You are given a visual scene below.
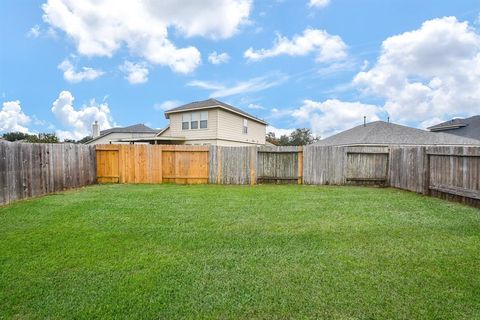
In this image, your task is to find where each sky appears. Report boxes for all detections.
[1,0,480,140]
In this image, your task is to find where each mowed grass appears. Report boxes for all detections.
[0,185,479,319]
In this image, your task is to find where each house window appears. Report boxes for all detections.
[243,119,248,134]
[191,112,199,129]
[182,113,190,130]
[200,111,208,129]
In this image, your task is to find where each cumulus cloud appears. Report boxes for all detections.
[0,100,31,133]
[291,99,382,138]
[354,16,480,124]
[244,28,347,63]
[267,126,295,137]
[208,51,231,65]
[309,0,330,8]
[188,74,288,98]
[58,59,105,83]
[42,0,252,73]
[120,61,149,84]
[51,91,113,139]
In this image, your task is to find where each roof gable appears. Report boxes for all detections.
[164,98,267,125]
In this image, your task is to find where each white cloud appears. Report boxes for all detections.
[58,59,105,83]
[244,28,347,63]
[27,25,41,38]
[291,99,382,138]
[0,100,31,133]
[187,74,288,98]
[309,0,330,8]
[42,0,252,73]
[120,61,149,84]
[247,103,265,110]
[266,126,295,137]
[153,100,182,111]
[51,91,113,139]
[208,51,230,65]
[354,16,480,124]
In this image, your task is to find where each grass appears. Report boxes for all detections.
[0,184,479,319]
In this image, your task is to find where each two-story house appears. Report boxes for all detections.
[119,99,267,146]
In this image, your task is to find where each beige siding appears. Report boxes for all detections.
[168,109,218,140]
[158,127,171,136]
[217,109,266,145]
[87,132,154,145]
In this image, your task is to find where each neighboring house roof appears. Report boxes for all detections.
[427,115,480,141]
[164,98,268,125]
[86,123,159,144]
[315,121,480,146]
[100,123,158,136]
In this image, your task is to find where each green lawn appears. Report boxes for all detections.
[0,185,479,319]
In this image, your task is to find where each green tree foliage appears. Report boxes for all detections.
[266,128,320,146]
[2,132,60,143]
[2,132,30,142]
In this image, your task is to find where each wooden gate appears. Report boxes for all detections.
[345,147,389,185]
[257,147,303,184]
[96,148,120,183]
[96,145,209,184]
[162,146,209,184]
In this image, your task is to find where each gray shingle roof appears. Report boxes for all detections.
[315,121,480,146]
[427,115,480,141]
[164,98,267,125]
[100,124,158,136]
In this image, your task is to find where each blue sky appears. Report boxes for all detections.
[1,0,480,140]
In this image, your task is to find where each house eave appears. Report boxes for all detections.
[165,104,268,125]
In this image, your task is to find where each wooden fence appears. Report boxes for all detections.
[1,143,478,207]
[0,142,96,205]
[96,145,209,184]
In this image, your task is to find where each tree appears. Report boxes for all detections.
[2,132,59,143]
[2,132,30,142]
[289,128,320,146]
[265,128,320,146]
[266,132,278,145]
[25,133,60,143]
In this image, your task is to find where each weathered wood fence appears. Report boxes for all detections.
[0,142,96,205]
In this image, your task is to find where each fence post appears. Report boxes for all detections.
[250,146,257,185]
[298,147,303,184]
[423,146,430,196]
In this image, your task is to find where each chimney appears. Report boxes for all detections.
[363,116,366,127]
[387,116,390,124]
[92,121,100,138]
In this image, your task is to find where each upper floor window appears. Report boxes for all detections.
[200,111,208,129]
[182,113,190,130]
[182,111,208,130]
[191,112,199,129]
[243,119,248,134]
